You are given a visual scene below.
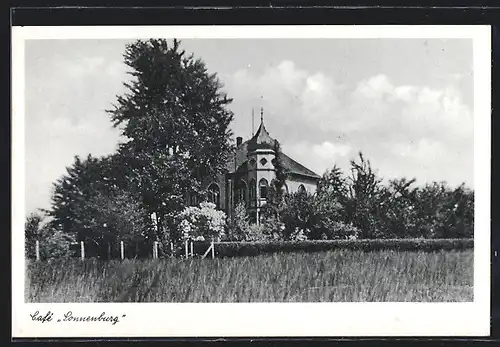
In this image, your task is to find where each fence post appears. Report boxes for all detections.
[170,242,174,258]
[35,240,40,261]
[211,239,215,259]
[185,240,188,259]
[120,241,124,260]
[80,241,85,260]
[190,240,194,258]
[152,241,157,259]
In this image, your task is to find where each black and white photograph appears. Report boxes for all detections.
[12,25,491,337]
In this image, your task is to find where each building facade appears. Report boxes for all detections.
[198,114,321,223]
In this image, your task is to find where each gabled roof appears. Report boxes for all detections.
[281,153,321,179]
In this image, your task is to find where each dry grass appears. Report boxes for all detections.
[26,249,473,302]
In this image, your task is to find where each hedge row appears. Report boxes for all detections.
[192,238,474,258]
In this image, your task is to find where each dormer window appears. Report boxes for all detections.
[260,158,268,166]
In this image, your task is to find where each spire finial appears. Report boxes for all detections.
[260,95,264,123]
[252,108,255,136]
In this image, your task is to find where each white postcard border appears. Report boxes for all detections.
[11,25,491,338]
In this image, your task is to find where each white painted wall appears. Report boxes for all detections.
[286,178,318,194]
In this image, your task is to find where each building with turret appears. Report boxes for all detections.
[197,108,321,223]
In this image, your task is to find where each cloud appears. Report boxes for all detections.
[227,62,473,188]
[313,141,351,159]
[283,141,352,177]
[25,49,129,215]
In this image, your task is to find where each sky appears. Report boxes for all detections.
[24,38,474,216]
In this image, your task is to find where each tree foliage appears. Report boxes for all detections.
[42,39,236,258]
[346,152,384,238]
[260,140,288,222]
[226,202,251,241]
[106,38,235,247]
[46,154,150,258]
[25,212,46,259]
[313,152,474,239]
[256,151,474,241]
[25,211,75,260]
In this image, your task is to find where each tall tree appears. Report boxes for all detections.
[346,152,383,238]
[415,182,474,239]
[47,154,150,257]
[47,154,105,236]
[316,165,349,222]
[272,140,287,199]
[107,39,235,244]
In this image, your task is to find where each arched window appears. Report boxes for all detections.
[249,179,256,205]
[207,183,221,209]
[234,180,247,206]
[298,184,306,194]
[190,192,199,206]
[259,178,269,199]
[284,183,289,195]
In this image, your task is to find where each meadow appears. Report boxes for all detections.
[26,249,473,302]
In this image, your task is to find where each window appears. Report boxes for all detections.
[249,179,256,205]
[298,184,306,194]
[248,211,257,224]
[190,192,199,206]
[234,180,247,206]
[207,183,221,209]
[260,158,268,166]
[249,158,256,167]
[259,178,269,199]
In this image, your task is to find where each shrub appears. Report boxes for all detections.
[246,223,268,241]
[178,202,226,241]
[39,228,76,260]
[225,202,251,241]
[25,212,45,259]
[196,238,474,258]
[316,221,360,240]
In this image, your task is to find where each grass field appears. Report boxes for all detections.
[26,249,473,302]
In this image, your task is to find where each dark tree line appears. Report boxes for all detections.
[257,152,474,241]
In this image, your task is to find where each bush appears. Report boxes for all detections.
[39,228,76,260]
[178,202,226,241]
[25,212,45,259]
[191,238,474,258]
[317,221,360,240]
[225,202,251,241]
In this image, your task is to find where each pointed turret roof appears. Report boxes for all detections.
[247,117,276,151]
